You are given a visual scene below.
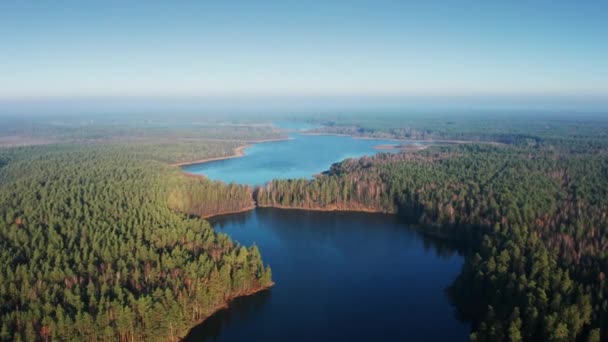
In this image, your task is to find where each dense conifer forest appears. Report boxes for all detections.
[0,144,272,341]
[257,135,608,341]
[169,174,255,218]
[2,115,608,341]
[2,0,605,339]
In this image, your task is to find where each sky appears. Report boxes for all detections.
[0,1,607,103]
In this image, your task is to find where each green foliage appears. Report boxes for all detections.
[169,175,254,218]
[3,115,608,341]
[0,144,271,341]
[258,142,608,341]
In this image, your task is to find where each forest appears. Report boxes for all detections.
[2,115,608,341]
[0,115,286,149]
[303,112,608,146]
[169,174,255,218]
[257,137,608,341]
[0,143,272,341]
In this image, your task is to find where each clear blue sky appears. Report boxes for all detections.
[0,1,607,100]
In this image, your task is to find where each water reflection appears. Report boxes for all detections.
[213,208,462,260]
[208,210,254,228]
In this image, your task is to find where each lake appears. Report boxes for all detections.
[185,209,468,341]
[182,133,468,341]
[182,133,426,185]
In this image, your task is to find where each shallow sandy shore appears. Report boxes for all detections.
[171,144,251,167]
[171,137,291,167]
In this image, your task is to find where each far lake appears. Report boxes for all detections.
[182,133,426,185]
[182,132,468,341]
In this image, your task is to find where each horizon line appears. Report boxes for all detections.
[1,92,608,102]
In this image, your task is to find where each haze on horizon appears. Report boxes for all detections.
[0,1,607,109]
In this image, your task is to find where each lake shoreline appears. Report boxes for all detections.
[209,204,467,247]
[256,203,394,214]
[300,132,505,145]
[172,137,291,167]
[179,283,274,341]
[374,144,430,152]
[171,144,251,167]
[173,132,499,169]
[200,204,256,219]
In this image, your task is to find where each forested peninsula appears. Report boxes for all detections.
[0,143,272,341]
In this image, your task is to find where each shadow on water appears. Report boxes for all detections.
[253,207,463,259]
[183,289,272,342]
[207,209,255,229]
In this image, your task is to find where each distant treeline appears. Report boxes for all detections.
[309,113,608,153]
[0,120,286,149]
[256,142,608,341]
[0,144,272,341]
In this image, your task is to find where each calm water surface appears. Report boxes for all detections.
[182,134,424,185]
[182,132,468,341]
[185,209,468,341]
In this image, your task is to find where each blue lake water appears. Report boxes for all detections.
[182,133,468,341]
[182,134,421,185]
